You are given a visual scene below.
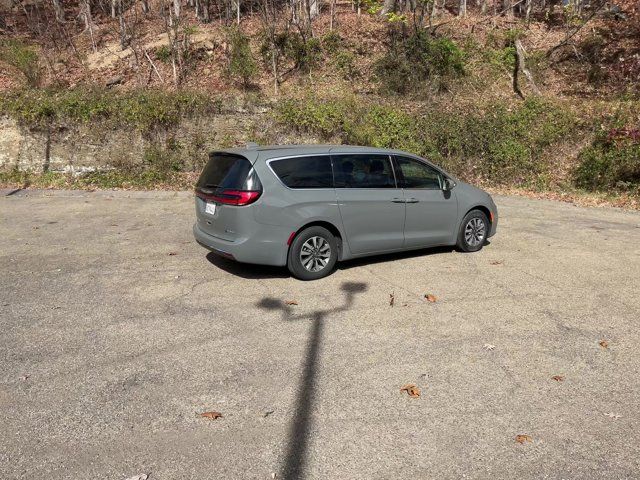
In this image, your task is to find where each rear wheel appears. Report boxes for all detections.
[457,210,489,252]
[287,226,338,280]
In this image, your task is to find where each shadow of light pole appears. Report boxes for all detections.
[256,281,368,480]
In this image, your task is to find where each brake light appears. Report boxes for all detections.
[195,189,261,206]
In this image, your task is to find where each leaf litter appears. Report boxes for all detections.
[199,411,223,420]
[400,384,421,398]
[515,434,532,444]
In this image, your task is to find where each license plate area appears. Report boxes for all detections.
[204,202,217,215]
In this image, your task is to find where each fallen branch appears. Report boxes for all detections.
[144,49,164,83]
[513,38,541,98]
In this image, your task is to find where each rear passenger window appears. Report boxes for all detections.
[332,154,396,188]
[270,155,333,189]
[394,156,442,189]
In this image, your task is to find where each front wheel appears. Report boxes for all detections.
[287,226,338,280]
[457,210,489,252]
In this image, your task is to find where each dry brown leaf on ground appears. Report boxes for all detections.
[424,294,437,303]
[389,292,395,307]
[199,411,223,420]
[490,260,503,265]
[125,474,149,480]
[168,252,178,256]
[400,383,421,398]
[483,343,496,351]
[551,375,565,382]
[515,434,532,444]
[285,300,298,306]
[599,340,609,348]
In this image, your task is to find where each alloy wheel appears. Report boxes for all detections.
[299,236,331,272]
[464,218,486,247]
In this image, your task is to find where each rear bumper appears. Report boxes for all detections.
[193,223,288,266]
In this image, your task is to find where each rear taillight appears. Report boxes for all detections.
[195,188,261,206]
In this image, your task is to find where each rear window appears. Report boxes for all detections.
[270,155,333,189]
[196,153,260,191]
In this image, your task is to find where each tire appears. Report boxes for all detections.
[456,210,490,253]
[287,226,338,280]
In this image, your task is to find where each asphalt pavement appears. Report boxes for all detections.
[1,189,639,479]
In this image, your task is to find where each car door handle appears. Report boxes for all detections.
[391,198,405,203]
[405,198,419,203]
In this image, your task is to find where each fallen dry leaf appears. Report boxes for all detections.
[515,434,532,444]
[483,343,496,351]
[599,340,609,348]
[424,294,437,303]
[490,260,503,265]
[284,300,298,306]
[124,474,148,480]
[168,252,178,256]
[389,292,395,307]
[603,412,621,419]
[400,383,421,398]
[199,411,223,420]
[551,375,565,382]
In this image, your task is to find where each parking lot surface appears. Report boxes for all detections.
[1,189,639,479]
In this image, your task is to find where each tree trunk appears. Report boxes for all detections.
[329,0,337,29]
[381,0,396,14]
[309,0,320,18]
[503,0,513,17]
[458,0,467,16]
[52,0,64,22]
[119,11,128,49]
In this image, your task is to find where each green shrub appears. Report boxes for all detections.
[0,39,41,87]
[155,45,172,63]
[226,27,257,88]
[144,140,184,174]
[374,31,465,95]
[575,124,640,191]
[275,96,576,185]
[0,88,217,130]
[334,51,359,80]
[322,31,344,54]
[286,34,322,73]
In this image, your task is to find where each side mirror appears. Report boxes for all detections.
[442,178,456,191]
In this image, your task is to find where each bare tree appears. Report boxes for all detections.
[459,0,466,16]
[52,0,64,22]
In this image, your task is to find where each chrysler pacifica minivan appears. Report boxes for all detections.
[193,144,498,280]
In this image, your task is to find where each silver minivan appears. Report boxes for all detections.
[193,144,498,280]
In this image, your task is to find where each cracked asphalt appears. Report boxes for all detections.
[1,189,639,480]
